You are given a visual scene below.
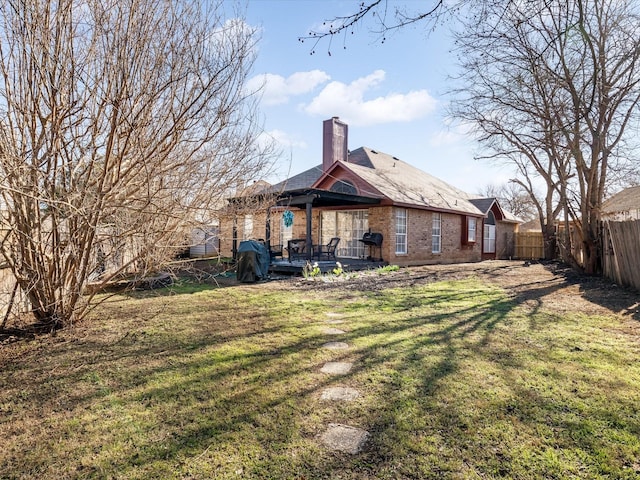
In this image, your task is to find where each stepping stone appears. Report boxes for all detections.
[325,312,343,318]
[320,362,353,374]
[322,327,346,335]
[320,386,361,401]
[318,423,369,454]
[322,341,349,350]
[326,319,345,325]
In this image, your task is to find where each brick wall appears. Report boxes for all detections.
[383,208,481,266]
[219,205,484,265]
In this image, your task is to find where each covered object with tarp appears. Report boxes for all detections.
[237,240,270,283]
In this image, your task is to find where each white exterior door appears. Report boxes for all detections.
[483,224,496,254]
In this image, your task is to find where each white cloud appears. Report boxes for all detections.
[246,70,330,106]
[259,129,307,150]
[304,70,437,126]
[429,119,475,147]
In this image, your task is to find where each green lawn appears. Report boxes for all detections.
[1,272,639,479]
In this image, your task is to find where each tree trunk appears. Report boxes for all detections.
[542,223,557,260]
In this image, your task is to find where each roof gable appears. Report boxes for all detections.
[312,161,385,199]
[469,197,522,223]
[338,147,483,216]
[469,198,497,215]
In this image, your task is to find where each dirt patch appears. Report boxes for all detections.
[264,260,640,321]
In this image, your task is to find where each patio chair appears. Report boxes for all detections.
[314,237,340,261]
[269,244,283,260]
[286,239,307,262]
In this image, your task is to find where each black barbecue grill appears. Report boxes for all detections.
[359,232,383,261]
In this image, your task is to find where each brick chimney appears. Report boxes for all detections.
[322,117,348,172]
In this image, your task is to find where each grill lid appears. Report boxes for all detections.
[361,232,383,246]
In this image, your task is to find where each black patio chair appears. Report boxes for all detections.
[314,237,340,261]
[269,244,283,260]
[286,239,307,262]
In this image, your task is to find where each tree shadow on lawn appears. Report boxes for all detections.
[543,262,640,320]
[0,279,519,477]
[310,279,640,477]
[3,270,638,478]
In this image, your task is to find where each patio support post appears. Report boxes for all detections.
[305,201,313,261]
[232,215,238,260]
[265,206,271,252]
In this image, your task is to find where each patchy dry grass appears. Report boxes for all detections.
[1,266,640,479]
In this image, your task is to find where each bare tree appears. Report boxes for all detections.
[451,0,640,271]
[304,0,640,274]
[0,0,272,331]
[298,0,458,54]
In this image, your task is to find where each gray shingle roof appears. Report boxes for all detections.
[265,165,324,193]
[468,198,497,215]
[266,146,521,222]
[336,147,483,216]
[469,197,523,224]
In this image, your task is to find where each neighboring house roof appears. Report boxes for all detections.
[319,147,484,216]
[602,186,640,214]
[519,218,542,232]
[267,165,324,193]
[237,180,272,197]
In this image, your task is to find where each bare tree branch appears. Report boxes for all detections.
[0,0,275,330]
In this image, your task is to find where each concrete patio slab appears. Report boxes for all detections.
[320,362,353,374]
[318,423,369,454]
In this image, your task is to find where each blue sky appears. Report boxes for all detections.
[243,0,515,193]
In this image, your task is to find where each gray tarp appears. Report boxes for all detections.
[237,240,270,283]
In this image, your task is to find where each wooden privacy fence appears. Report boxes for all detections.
[514,232,544,260]
[602,220,640,291]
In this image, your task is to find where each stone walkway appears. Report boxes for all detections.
[317,311,369,454]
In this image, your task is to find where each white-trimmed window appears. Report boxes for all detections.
[395,208,407,254]
[468,217,476,243]
[432,212,441,254]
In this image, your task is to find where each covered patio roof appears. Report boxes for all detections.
[273,188,382,209]
[268,188,382,262]
[229,188,382,261]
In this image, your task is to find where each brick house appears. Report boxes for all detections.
[219,117,519,266]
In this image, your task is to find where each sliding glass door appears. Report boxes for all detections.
[320,210,368,258]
